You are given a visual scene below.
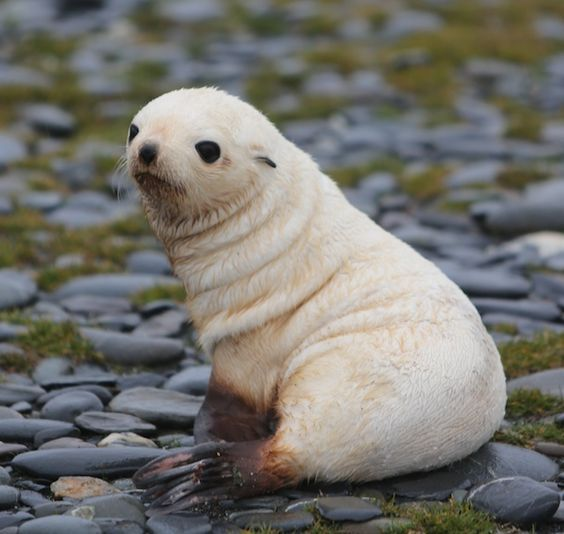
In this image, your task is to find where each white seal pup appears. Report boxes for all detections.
[127,87,506,514]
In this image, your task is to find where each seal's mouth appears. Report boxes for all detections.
[134,172,164,186]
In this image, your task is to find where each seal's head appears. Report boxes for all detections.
[126,87,281,227]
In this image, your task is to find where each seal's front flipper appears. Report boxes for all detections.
[133,439,297,515]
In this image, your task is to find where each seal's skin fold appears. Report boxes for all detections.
[127,87,506,512]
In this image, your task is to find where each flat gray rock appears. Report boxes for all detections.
[232,511,315,532]
[507,369,564,397]
[164,365,211,396]
[80,327,184,366]
[471,298,561,321]
[316,496,382,522]
[19,515,102,534]
[0,384,45,406]
[20,103,76,137]
[0,419,74,443]
[468,476,560,524]
[60,295,132,316]
[80,494,145,526]
[146,513,212,534]
[126,250,172,275]
[110,387,202,428]
[54,273,180,300]
[75,410,156,435]
[41,391,103,422]
[12,447,165,480]
[0,270,37,310]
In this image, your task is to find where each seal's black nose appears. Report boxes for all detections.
[139,143,158,165]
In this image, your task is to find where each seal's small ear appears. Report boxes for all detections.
[255,156,277,169]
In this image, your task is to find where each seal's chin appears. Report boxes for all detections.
[134,172,165,187]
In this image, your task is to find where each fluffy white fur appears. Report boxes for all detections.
[127,87,506,482]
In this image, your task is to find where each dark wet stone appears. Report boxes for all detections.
[133,309,187,338]
[12,447,164,480]
[39,373,117,389]
[80,494,145,526]
[76,411,156,435]
[0,419,74,443]
[127,250,172,275]
[0,407,22,420]
[316,496,382,522]
[41,391,104,423]
[118,372,165,390]
[39,437,96,449]
[468,476,560,525]
[532,272,564,300]
[232,511,314,532]
[33,501,74,517]
[555,413,564,427]
[0,322,27,342]
[0,486,19,509]
[164,365,211,396]
[33,357,72,385]
[95,518,144,534]
[471,298,561,321]
[10,401,32,414]
[534,441,564,457]
[21,104,76,138]
[0,511,34,529]
[96,312,142,332]
[437,262,530,298]
[80,328,185,366]
[38,385,113,406]
[447,161,501,188]
[507,369,564,397]
[235,496,289,511]
[0,270,37,311]
[60,295,132,316]
[20,515,102,534]
[0,384,45,406]
[110,387,202,428]
[0,467,10,485]
[54,274,180,300]
[0,134,27,167]
[146,513,212,534]
[19,488,49,507]
[375,443,559,499]
[138,300,178,319]
[0,443,28,460]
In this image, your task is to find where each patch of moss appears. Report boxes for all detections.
[303,44,372,75]
[246,65,303,110]
[0,318,104,373]
[499,332,564,379]
[109,214,151,237]
[398,165,449,201]
[131,284,185,308]
[506,389,564,419]
[36,263,120,292]
[489,323,519,336]
[382,499,496,534]
[329,158,403,188]
[496,166,550,190]
[493,98,544,141]
[494,421,564,447]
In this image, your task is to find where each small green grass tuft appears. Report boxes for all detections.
[506,389,564,419]
[499,331,564,379]
[0,317,104,373]
[494,421,564,447]
[383,499,496,534]
[328,158,403,188]
[496,166,550,190]
[493,98,544,141]
[489,323,519,336]
[398,166,450,201]
[131,284,185,308]
[36,263,121,292]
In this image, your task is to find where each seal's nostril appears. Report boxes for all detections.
[139,143,158,165]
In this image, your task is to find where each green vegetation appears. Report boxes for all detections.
[36,263,120,292]
[0,316,103,373]
[499,332,564,379]
[505,389,564,419]
[496,165,550,190]
[131,284,186,308]
[493,98,544,141]
[382,499,496,534]
[495,421,564,447]
[398,165,450,201]
[328,158,403,188]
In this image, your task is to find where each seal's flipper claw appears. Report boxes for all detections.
[134,439,291,514]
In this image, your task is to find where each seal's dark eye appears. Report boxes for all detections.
[128,124,139,143]
[195,141,221,163]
